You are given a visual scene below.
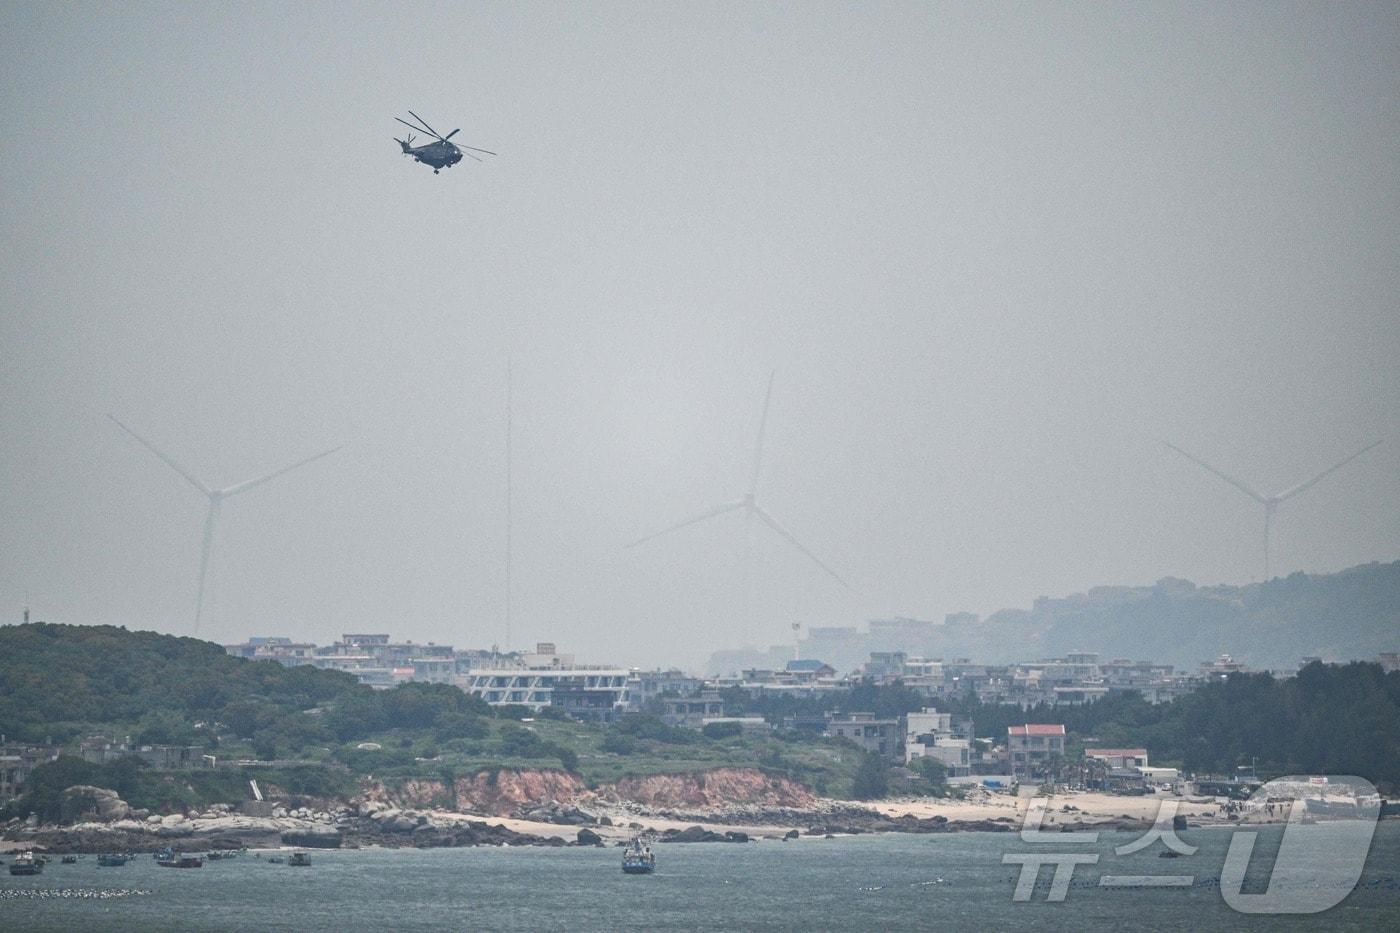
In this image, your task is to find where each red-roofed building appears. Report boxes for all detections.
[1008,724,1065,778]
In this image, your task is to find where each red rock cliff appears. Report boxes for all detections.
[367,766,815,815]
[606,768,816,809]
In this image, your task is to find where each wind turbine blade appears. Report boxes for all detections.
[625,500,746,548]
[107,414,210,495]
[193,498,220,635]
[752,505,850,590]
[1275,440,1383,502]
[219,446,341,498]
[1164,442,1266,504]
[748,371,776,496]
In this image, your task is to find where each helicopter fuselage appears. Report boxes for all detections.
[398,139,462,171]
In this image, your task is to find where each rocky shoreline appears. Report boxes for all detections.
[3,773,1235,855]
[4,798,1168,855]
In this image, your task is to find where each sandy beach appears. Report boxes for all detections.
[869,789,1227,825]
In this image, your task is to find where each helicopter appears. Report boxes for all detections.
[393,110,496,174]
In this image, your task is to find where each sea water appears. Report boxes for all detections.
[3,822,1397,931]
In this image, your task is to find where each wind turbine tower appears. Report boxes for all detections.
[627,372,849,634]
[505,358,514,652]
[1165,439,1381,580]
[108,415,340,634]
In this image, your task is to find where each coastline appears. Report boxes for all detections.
[3,788,1294,855]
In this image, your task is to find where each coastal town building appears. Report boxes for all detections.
[700,716,772,735]
[1084,748,1149,770]
[1199,654,1249,679]
[1007,724,1066,779]
[825,712,902,760]
[550,684,626,723]
[626,668,705,711]
[0,742,61,804]
[662,692,726,728]
[903,708,973,774]
[78,737,209,769]
[459,667,632,712]
[784,659,837,681]
[710,662,845,699]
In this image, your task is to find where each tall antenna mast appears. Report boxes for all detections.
[512,353,518,650]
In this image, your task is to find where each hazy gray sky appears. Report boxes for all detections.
[3,2,1397,668]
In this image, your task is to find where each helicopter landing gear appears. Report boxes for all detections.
[433,168,439,174]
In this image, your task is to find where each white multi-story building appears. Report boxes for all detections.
[458,668,632,711]
[903,707,972,774]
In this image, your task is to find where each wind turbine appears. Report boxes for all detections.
[1165,439,1382,580]
[626,373,850,611]
[108,415,340,634]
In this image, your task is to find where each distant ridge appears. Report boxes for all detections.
[708,560,1400,674]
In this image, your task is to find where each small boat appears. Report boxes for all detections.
[8,852,44,876]
[158,856,204,869]
[622,835,655,875]
[288,852,312,867]
[97,854,129,867]
[267,856,285,864]
[61,855,79,864]
[156,849,204,869]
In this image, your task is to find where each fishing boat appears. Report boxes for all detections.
[8,851,44,876]
[158,855,204,869]
[156,849,204,869]
[288,852,312,867]
[97,854,129,867]
[622,835,655,875]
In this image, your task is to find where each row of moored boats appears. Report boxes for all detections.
[5,848,312,874]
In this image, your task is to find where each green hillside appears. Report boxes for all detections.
[0,623,870,814]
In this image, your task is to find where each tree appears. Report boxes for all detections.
[325,690,388,742]
[850,753,889,800]
[703,721,743,740]
[916,755,947,788]
[435,712,490,742]
[4,756,98,822]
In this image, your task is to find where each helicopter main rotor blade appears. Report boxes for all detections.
[459,145,497,156]
[396,116,439,138]
[406,110,442,138]
[444,128,460,140]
